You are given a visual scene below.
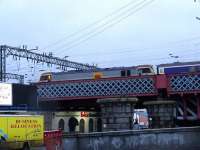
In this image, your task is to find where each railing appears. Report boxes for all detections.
[36,75,157,100]
[167,73,200,94]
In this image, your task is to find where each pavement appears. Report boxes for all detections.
[31,146,62,150]
[31,147,46,150]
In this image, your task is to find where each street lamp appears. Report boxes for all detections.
[63,56,69,71]
[63,56,69,59]
[39,69,45,72]
[169,53,179,62]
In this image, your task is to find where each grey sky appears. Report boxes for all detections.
[0,0,200,82]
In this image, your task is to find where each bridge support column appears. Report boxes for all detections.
[144,100,176,128]
[0,45,6,82]
[183,96,187,120]
[97,97,138,131]
[197,96,200,120]
[38,111,54,130]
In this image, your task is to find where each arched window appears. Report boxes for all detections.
[68,117,78,132]
[89,118,94,132]
[97,118,102,132]
[79,119,85,133]
[58,119,65,131]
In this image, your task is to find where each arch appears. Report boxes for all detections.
[97,118,102,132]
[89,118,94,132]
[58,119,65,131]
[68,117,78,132]
[79,119,85,133]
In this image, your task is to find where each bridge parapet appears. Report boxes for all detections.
[167,73,200,94]
[36,76,157,101]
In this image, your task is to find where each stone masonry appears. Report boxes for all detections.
[97,97,138,131]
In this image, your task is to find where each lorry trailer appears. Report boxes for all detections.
[0,114,44,150]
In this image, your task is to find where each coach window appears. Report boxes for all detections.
[89,118,94,132]
[121,70,126,77]
[58,119,65,131]
[142,68,151,73]
[127,70,131,76]
[79,119,85,133]
[189,66,196,72]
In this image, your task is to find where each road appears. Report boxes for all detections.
[31,145,62,150]
[31,147,46,150]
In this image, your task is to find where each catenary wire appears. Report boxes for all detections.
[54,0,154,53]
[41,0,144,50]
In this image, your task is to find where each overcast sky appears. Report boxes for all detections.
[0,0,200,82]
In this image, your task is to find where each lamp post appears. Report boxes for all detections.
[63,56,69,71]
[169,53,179,62]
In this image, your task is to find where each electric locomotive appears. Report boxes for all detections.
[39,61,200,82]
[39,65,154,82]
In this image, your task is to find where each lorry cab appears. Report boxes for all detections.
[133,109,149,129]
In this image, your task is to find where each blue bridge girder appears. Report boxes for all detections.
[36,73,200,121]
[167,73,200,94]
[36,76,157,101]
[36,73,200,101]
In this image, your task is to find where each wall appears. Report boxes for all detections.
[0,84,37,110]
[12,84,37,107]
[97,98,137,131]
[63,127,200,150]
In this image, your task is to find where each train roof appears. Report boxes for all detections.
[40,65,153,76]
[48,66,137,75]
[136,65,153,68]
[157,61,200,67]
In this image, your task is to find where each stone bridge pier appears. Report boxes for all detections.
[97,97,138,131]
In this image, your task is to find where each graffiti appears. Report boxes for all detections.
[125,137,139,148]
[87,137,104,150]
[111,137,123,149]
[0,129,8,142]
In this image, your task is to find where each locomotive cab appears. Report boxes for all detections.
[136,65,154,75]
[39,73,52,82]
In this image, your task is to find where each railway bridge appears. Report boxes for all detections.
[36,73,200,124]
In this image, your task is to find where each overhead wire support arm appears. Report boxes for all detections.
[1,45,98,70]
[0,45,6,82]
[4,73,24,84]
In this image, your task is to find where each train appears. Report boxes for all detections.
[157,61,200,74]
[39,61,200,82]
[39,65,154,82]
